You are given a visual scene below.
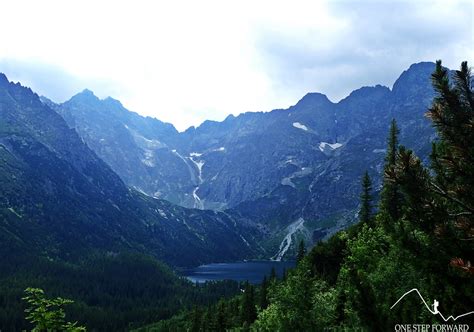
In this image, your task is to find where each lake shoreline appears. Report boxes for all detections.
[180,260,296,284]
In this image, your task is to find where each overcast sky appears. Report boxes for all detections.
[0,0,472,131]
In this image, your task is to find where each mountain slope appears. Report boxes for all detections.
[0,73,262,267]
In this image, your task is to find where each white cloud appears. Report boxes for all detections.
[0,0,472,131]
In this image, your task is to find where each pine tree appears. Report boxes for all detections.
[380,119,402,223]
[380,60,474,321]
[426,60,474,273]
[387,61,474,268]
[297,239,306,263]
[359,171,373,225]
[428,60,474,215]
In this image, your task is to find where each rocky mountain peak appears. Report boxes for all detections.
[103,96,123,107]
[391,61,435,97]
[68,88,100,104]
[0,73,9,86]
[294,92,332,108]
[338,85,390,106]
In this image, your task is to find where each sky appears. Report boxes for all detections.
[0,0,472,131]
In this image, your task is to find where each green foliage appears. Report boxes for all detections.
[149,61,474,331]
[253,260,337,331]
[308,231,348,285]
[333,60,474,329]
[0,252,241,331]
[23,288,86,332]
[427,60,474,256]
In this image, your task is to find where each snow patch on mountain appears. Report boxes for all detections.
[372,148,386,153]
[157,209,167,218]
[319,142,343,152]
[292,122,309,131]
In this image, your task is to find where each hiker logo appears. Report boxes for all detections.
[391,288,473,322]
[391,289,472,331]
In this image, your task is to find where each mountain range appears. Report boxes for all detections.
[43,61,437,259]
[0,62,439,266]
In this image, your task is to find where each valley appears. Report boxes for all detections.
[1,60,470,331]
[0,0,471,328]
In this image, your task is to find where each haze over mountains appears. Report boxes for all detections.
[41,61,438,258]
[0,73,264,267]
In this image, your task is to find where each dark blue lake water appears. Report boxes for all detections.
[182,260,296,284]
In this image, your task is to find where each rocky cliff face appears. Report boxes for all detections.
[49,62,438,259]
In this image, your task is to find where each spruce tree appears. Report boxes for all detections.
[380,119,402,223]
[359,171,373,225]
[386,119,399,166]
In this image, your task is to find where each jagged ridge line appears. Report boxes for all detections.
[390,288,474,322]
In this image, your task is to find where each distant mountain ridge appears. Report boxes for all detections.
[47,62,438,258]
